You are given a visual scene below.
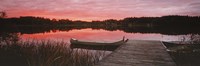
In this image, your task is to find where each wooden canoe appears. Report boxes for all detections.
[70,37,128,51]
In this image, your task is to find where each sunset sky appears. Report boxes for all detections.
[1,0,200,21]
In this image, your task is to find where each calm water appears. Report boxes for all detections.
[20,28,184,43]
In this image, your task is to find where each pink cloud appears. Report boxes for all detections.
[1,0,200,21]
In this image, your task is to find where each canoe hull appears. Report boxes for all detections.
[70,44,120,51]
[70,37,128,51]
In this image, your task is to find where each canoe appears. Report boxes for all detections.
[70,37,129,51]
[70,37,128,46]
[162,41,199,52]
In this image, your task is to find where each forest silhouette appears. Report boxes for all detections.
[0,11,200,35]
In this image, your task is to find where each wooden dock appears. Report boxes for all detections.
[95,40,176,66]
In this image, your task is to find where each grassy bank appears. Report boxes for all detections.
[163,42,200,66]
[0,40,105,66]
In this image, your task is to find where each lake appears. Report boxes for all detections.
[0,28,193,66]
[20,28,185,43]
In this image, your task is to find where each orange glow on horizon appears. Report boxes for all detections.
[8,11,124,22]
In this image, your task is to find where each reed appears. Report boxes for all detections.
[0,40,105,66]
[164,34,200,66]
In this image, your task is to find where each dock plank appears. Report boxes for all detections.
[95,40,176,66]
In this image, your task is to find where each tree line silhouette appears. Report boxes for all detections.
[0,15,199,26]
[0,11,200,35]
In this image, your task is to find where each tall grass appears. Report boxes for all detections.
[164,34,200,66]
[0,40,105,66]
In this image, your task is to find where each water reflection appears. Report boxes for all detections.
[21,28,184,43]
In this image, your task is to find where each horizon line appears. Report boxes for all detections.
[4,15,200,22]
